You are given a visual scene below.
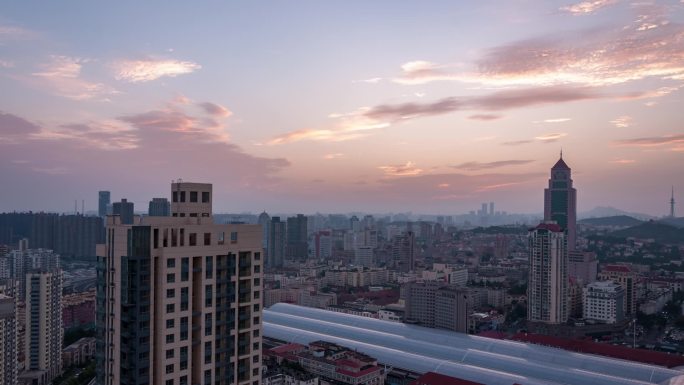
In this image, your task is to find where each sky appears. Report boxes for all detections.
[1,0,683,216]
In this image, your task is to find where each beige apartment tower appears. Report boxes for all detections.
[96,182,263,385]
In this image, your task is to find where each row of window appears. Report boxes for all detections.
[172,190,210,203]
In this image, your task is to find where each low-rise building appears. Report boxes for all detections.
[62,337,96,368]
[583,281,625,324]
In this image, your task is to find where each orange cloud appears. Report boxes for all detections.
[378,161,424,177]
[559,0,617,15]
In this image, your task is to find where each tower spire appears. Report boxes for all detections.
[670,186,676,217]
[560,148,563,160]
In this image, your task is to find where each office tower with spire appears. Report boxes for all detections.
[544,152,577,250]
[96,182,263,385]
[670,187,676,217]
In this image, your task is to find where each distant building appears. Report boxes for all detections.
[112,198,134,224]
[544,154,577,250]
[147,197,170,216]
[583,281,624,324]
[296,341,384,385]
[287,214,308,260]
[392,232,415,273]
[6,248,60,299]
[528,222,568,325]
[98,191,110,217]
[405,281,470,333]
[268,217,286,268]
[0,293,17,385]
[62,337,96,368]
[568,251,598,284]
[354,246,373,268]
[598,264,638,316]
[258,211,270,257]
[314,230,332,259]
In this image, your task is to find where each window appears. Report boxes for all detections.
[204,341,212,364]
[205,285,213,307]
[172,191,178,203]
[167,273,175,283]
[205,256,213,279]
[217,232,225,245]
[166,379,174,385]
[166,334,175,343]
[166,288,175,298]
[254,252,260,261]
[181,258,189,281]
[180,191,186,202]
[253,304,260,312]
[205,313,213,336]
[171,228,178,247]
[204,370,212,385]
[253,265,260,274]
[181,287,189,311]
[253,278,260,286]
[253,316,259,325]
[154,228,159,249]
[204,232,211,246]
[167,258,176,268]
[253,330,259,337]
[254,291,260,299]
[166,349,174,359]
[163,228,169,247]
[180,228,185,246]
[202,191,210,203]
[180,376,187,385]
[230,231,238,243]
[190,191,198,202]
[253,342,259,351]
[166,364,174,374]
[189,233,197,246]
[166,319,175,328]
[252,355,259,363]
[166,304,175,314]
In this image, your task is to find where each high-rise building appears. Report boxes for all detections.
[527,222,568,324]
[268,217,286,268]
[392,232,414,273]
[286,214,308,260]
[96,182,263,385]
[112,198,134,225]
[583,281,625,324]
[354,246,373,268]
[405,281,470,333]
[257,212,270,258]
[6,248,60,300]
[148,197,171,216]
[0,291,18,385]
[98,191,111,217]
[544,154,577,250]
[23,270,63,384]
[670,186,676,218]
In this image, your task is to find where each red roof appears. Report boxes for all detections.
[410,372,485,385]
[510,333,684,368]
[269,343,305,355]
[534,222,563,232]
[603,264,632,273]
[336,365,381,378]
[336,358,363,369]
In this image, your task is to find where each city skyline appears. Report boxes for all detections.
[1,1,683,215]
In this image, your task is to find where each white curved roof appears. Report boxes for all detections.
[264,303,684,385]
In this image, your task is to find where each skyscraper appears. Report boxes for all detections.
[112,198,134,225]
[286,214,308,260]
[670,186,676,217]
[0,290,17,385]
[392,231,415,273]
[96,182,263,385]
[148,197,171,216]
[98,191,110,217]
[257,211,270,256]
[544,153,577,250]
[23,270,63,384]
[267,217,286,268]
[527,222,568,325]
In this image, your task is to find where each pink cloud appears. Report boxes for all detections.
[468,114,503,121]
[198,102,232,117]
[559,0,618,15]
[31,56,115,100]
[378,161,424,177]
[453,159,534,171]
[113,59,201,83]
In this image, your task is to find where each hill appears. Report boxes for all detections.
[607,221,684,244]
[579,206,655,220]
[579,215,643,228]
[658,217,684,228]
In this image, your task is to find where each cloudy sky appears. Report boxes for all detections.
[1,1,682,215]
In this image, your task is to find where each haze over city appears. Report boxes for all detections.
[1,1,683,215]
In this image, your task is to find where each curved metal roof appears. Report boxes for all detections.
[264,303,683,385]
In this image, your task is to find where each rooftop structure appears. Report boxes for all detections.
[263,303,684,385]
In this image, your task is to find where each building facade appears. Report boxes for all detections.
[23,270,63,384]
[405,281,470,333]
[267,217,286,269]
[286,215,308,260]
[598,264,638,316]
[98,191,111,218]
[96,182,263,385]
[148,198,171,217]
[543,155,577,251]
[583,281,624,324]
[527,222,568,324]
[112,198,135,225]
[0,293,17,385]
